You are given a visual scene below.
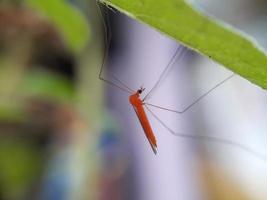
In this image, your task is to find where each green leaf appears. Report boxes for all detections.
[21,70,76,104]
[100,0,267,89]
[26,0,90,53]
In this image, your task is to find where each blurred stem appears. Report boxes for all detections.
[74,0,105,199]
[77,0,104,130]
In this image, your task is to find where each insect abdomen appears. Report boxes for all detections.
[135,105,157,154]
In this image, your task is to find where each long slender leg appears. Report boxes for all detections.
[110,72,135,93]
[97,2,133,94]
[145,105,267,161]
[144,73,235,114]
[143,46,187,101]
[99,73,133,94]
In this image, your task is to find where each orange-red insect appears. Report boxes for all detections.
[129,87,157,154]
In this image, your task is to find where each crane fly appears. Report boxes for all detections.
[97,3,267,161]
[129,87,157,154]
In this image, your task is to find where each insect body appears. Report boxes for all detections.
[129,87,157,154]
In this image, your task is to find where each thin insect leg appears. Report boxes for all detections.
[145,105,267,162]
[143,46,184,101]
[143,103,182,113]
[144,73,235,114]
[99,75,132,94]
[143,46,188,101]
[109,72,135,93]
[102,68,135,94]
[97,1,133,94]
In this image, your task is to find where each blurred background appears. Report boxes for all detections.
[0,0,267,200]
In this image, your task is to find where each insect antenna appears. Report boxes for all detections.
[97,2,133,94]
[145,105,267,162]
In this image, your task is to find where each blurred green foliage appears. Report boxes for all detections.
[26,0,90,53]
[0,138,43,199]
[0,1,88,198]
[21,70,76,104]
